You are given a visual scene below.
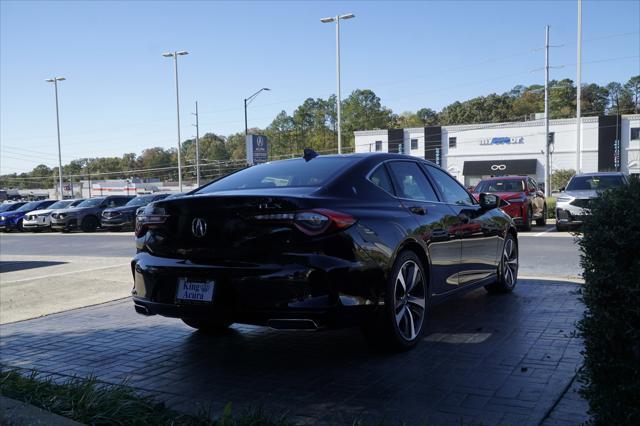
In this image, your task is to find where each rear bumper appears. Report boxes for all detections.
[131,250,383,328]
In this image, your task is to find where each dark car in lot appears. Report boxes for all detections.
[0,202,27,214]
[51,195,134,232]
[132,153,519,350]
[102,194,170,231]
[0,200,57,232]
[472,175,547,231]
[555,172,629,231]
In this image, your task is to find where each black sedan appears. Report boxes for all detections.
[132,153,518,350]
[101,193,170,231]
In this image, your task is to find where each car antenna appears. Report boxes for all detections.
[303,148,318,162]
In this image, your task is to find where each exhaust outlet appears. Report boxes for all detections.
[134,304,153,316]
[267,319,319,330]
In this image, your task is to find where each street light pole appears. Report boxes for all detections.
[576,0,583,173]
[162,50,189,192]
[46,77,65,200]
[244,87,270,136]
[321,13,355,155]
[192,101,201,187]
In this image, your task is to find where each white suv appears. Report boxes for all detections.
[22,199,85,231]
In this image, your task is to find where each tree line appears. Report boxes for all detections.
[2,76,638,190]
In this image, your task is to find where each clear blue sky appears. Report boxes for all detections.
[1,0,638,174]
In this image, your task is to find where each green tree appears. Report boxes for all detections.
[624,75,639,113]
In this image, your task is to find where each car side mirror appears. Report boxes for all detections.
[559,186,565,192]
[479,193,500,210]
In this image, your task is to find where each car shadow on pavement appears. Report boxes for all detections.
[0,261,68,273]
[0,279,585,425]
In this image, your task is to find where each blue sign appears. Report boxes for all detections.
[479,136,525,146]
[246,134,269,165]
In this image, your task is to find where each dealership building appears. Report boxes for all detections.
[354,114,640,187]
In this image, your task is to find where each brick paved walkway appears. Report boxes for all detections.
[0,279,587,425]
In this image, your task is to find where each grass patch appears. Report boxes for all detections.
[547,196,556,219]
[0,369,291,426]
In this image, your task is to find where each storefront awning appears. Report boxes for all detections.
[463,159,538,176]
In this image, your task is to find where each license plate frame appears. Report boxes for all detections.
[176,278,215,303]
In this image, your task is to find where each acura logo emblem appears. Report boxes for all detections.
[491,164,507,171]
[191,217,207,238]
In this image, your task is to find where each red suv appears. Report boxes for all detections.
[472,176,547,231]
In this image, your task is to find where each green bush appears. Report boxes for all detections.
[546,197,556,219]
[577,179,640,425]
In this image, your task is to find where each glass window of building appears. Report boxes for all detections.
[449,137,457,148]
[375,140,383,152]
[411,139,418,150]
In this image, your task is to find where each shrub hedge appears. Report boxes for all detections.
[577,178,640,425]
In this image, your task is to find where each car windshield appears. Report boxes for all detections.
[474,179,525,193]
[196,157,356,193]
[125,195,156,207]
[0,204,21,212]
[566,175,625,191]
[76,198,104,208]
[48,200,73,210]
[16,201,41,212]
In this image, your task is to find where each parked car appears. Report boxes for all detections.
[0,201,27,213]
[22,199,85,231]
[102,194,170,231]
[132,153,519,351]
[51,195,134,232]
[555,172,629,231]
[472,175,547,231]
[0,200,57,232]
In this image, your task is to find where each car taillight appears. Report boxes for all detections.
[135,206,169,237]
[253,209,355,236]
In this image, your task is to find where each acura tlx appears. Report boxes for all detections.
[132,152,518,350]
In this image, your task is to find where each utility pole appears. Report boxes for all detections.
[576,0,583,173]
[536,26,562,197]
[192,101,201,187]
[46,77,65,200]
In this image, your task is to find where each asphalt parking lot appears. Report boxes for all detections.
[0,225,587,424]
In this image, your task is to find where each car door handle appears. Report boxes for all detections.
[409,206,426,215]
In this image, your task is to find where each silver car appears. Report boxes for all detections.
[556,172,629,231]
[22,198,85,231]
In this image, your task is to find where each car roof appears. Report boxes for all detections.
[480,175,529,181]
[572,172,626,177]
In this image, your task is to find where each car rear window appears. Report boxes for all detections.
[475,179,525,192]
[197,157,355,193]
[566,175,625,191]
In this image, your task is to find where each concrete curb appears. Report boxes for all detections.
[0,395,83,426]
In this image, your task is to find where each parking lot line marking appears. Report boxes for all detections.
[1,263,129,284]
[533,227,555,237]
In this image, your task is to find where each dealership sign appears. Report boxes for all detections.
[246,134,269,165]
[479,136,524,146]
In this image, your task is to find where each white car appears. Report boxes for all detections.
[22,199,85,231]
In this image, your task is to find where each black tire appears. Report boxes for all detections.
[362,250,428,352]
[16,219,25,232]
[520,206,532,232]
[485,233,518,294]
[536,205,547,226]
[556,223,568,232]
[182,318,232,334]
[80,216,98,232]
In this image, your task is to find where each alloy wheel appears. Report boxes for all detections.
[502,237,518,288]
[393,260,426,341]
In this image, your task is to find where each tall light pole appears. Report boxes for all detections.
[321,13,355,154]
[244,88,270,136]
[162,50,189,192]
[46,77,65,200]
[576,0,583,173]
[192,101,201,187]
